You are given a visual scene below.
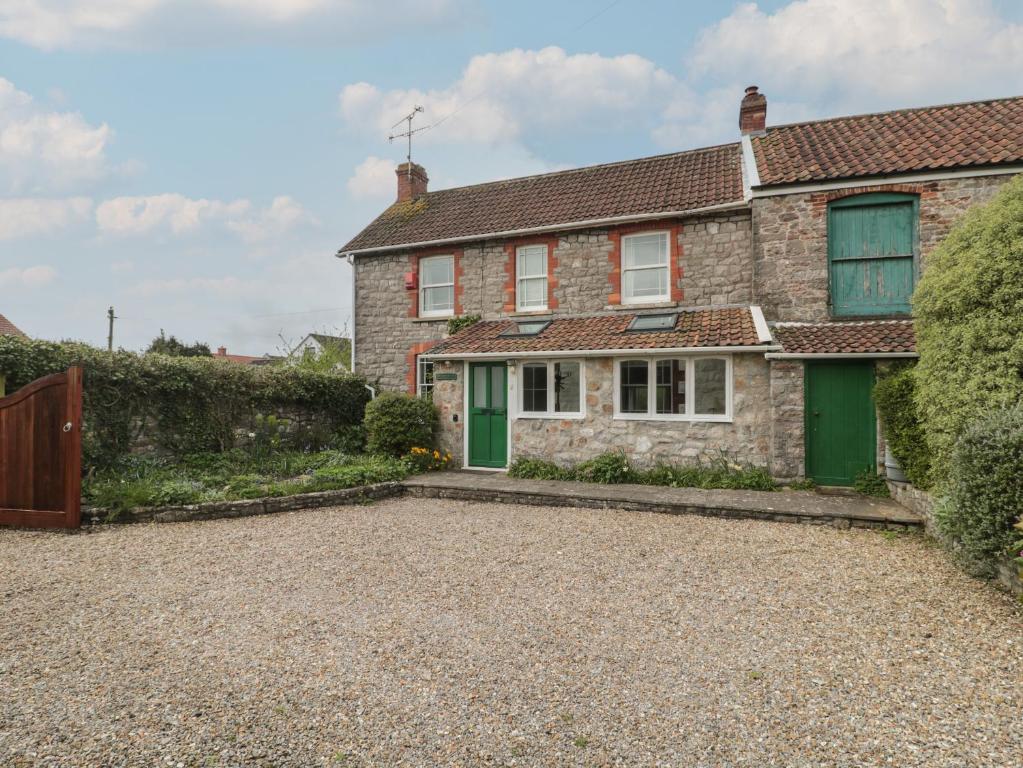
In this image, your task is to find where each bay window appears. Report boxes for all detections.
[622,231,669,304]
[614,356,731,421]
[419,255,454,317]
[518,360,584,418]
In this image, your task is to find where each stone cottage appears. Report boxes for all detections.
[338,89,1023,483]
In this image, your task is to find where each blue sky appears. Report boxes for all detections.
[2,0,1022,354]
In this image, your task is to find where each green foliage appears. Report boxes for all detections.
[575,451,635,484]
[402,446,452,473]
[873,363,933,489]
[935,406,1023,575]
[788,478,817,491]
[146,330,211,357]
[853,470,891,498]
[913,174,1023,472]
[508,457,574,481]
[84,450,408,517]
[447,314,481,335]
[0,335,371,470]
[363,392,439,457]
[289,336,351,373]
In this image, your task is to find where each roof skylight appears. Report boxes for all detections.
[626,313,678,332]
[499,320,551,337]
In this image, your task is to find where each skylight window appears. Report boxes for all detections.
[499,320,551,337]
[627,313,677,332]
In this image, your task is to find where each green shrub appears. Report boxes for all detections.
[873,363,932,489]
[788,478,816,491]
[574,451,635,484]
[508,458,574,481]
[853,470,890,498]
[936,406,1023,575]
[913,174,1023,472]
[447,314,481,335]
[0,336,371,470]
[637,457,776,491]
[363,392,439,457]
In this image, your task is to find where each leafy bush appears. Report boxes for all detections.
[913,174,1023,471]
[935,406,1023,575]
[788,478,816,491]
[637,457,776,491]
[364,392,439,457]
[0,336,371,470]
[853,470,890,498]
[873,364,932,489]
[574,451,635,484]
[508,458,575,481]
[447,314,481,335]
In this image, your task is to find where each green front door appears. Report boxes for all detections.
[468,362,508,468]
[805,361,876,486]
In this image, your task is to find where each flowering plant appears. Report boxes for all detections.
[402,446,452,473]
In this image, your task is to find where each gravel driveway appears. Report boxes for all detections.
[2,497,1021,767]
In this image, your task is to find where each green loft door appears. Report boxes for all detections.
[468,362,508,468]
[805,361,876,486]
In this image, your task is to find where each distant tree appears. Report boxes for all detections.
[146,330,212,358]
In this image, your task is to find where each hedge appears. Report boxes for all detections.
[913,174,1023,471]
[873,363,932,489]
[364,391,439,456]
[0,336,371,470]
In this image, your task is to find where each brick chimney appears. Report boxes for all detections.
[739,85,767,135]
[216,346,227,357]
[396,162,428,202]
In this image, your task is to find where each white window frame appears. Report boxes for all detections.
[419,254,455,318]
[416,357,434,399]
[516,359,585,420]
[621,230,671,305]
[516,244,549,312]
[612,355,732,422]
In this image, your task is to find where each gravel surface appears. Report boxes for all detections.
[2,497,1021,767]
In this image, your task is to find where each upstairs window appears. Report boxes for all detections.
[828,193,918,317]
[516,245,548,312]
[419,255,454,317]
[622,232,669,304]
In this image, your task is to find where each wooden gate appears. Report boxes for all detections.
[0,367,83,529]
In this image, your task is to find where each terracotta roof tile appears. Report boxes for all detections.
[752,96,1023,186]
[0,313,27,338]
[426,308,764,357]
[773,320,916,355]
[341,144,743,252]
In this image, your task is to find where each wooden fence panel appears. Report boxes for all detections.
[0,366,82,529]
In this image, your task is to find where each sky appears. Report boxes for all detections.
[2,0,1022,355]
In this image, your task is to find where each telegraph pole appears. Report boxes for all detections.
[107,306,117,352]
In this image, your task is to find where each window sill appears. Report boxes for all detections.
[514,412,586,421]
[612,413,732,424]
[605,301,678,312]
[510,309,551,317]
[412,315,452,324]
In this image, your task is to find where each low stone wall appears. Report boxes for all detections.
[888,480,1022,597]
[91,482,403,525]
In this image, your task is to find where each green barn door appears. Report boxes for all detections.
[805,361,876,486]
[468,362,508,468]
[828,193,918,316]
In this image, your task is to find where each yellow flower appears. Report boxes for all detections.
[433,450,440,459]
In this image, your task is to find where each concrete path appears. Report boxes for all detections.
[403,470,921,529]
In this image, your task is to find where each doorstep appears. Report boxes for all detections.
[402,471,922,529]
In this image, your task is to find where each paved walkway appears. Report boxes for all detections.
[403,471,921,528]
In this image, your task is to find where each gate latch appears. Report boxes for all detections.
[63,422,73,433]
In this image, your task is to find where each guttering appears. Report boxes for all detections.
[424,344,781,362]
[751,164,1023,199]
[764,352,918,360]
[334,200,749,257]
[344,252,357,374]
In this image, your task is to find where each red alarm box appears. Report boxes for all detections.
[404,271,417,290]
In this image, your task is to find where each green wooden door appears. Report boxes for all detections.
[805,362,876,486]
[828,193,917,316]
[468,362,508,468]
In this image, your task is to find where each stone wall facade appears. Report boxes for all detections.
[768,360,804,479]
[751,174,1016,322]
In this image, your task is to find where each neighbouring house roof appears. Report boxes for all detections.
[771,320,916,356]
[340,143,744,253]
[213,347,274,365]
[424,308,771,358]
[751,96,1023,187]
[296,333,351,354]
[0,313,27,338]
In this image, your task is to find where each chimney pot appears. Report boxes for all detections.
[739,85,767,135]
[396,162,429,203]
[217,346,227,356]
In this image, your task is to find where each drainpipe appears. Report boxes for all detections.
[338,250,357,374]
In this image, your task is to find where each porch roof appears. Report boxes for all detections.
[423,307,775,359]
[769,320,916,358]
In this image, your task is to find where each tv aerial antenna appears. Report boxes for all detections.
[388,105,427,181]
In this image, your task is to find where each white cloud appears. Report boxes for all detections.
[339,46,682,148]
[0,265,58,287]
[0,197,93,239]
[0,78,111,194]
[690,0,1023,107]
[0,0,473,49]
[346,156,397,200]
[95,193,311,241]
